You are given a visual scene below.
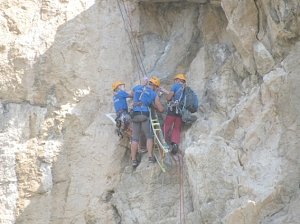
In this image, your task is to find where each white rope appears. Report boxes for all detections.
[105,113,117,124]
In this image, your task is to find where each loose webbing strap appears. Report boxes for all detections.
[177,86,185,103]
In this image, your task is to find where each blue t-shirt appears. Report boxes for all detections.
[132,85,157,112]
[171,83,185,102]
[167,83,185,116]
[113,90,130,113]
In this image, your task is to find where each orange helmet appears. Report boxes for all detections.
[149,76,160,87]
[112,81,124,91]
[174,73,186,82]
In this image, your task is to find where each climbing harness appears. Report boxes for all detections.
[105,112,132,139]
[115,111,131,139]
[167,85,185,115]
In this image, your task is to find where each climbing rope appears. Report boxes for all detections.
[179,152,185,224]
[171,151,185,224]
[150,108,186,222]
[120,0,147,75]
[116,0,148,83]
[116,3,186,222]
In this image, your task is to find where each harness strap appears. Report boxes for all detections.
[133,101,143,107]
[168,85,186,114]
[133,86,148,108]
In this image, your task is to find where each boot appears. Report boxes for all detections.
[171,142,178,154]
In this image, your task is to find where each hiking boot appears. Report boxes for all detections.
[148,156,156,163]
[171,143,179,154]
[132,160,139,168]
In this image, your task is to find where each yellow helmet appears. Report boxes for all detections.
[112,81,124,91]
[174,73,186,82]
[149,76,160,87]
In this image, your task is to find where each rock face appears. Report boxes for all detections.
[0,0,299,224]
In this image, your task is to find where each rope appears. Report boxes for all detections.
[107,18,185,212]
[179,152,185,224]
[121,0,148,76]
[158,171,165,221]
[116,0,148,84]
[171,152,185,224]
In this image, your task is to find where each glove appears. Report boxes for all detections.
[159,87,169,94]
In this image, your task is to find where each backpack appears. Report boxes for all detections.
[181,108,198,125]
[181,86,199,113]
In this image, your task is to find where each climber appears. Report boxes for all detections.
[130,76,164,168]
[163,73,187,154]
[112,81,132,138]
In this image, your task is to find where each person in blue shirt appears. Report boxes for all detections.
[130,76,164,168]
[163,73,187,154]
[112,81,132,138]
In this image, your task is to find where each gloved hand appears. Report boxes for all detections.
[142,76,149,85]
[158,87,169,94]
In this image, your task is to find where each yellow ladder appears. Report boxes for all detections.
[149,109,170,172]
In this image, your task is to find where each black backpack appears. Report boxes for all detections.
[180,87,199,113]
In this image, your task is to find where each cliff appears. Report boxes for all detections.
[0,0,299,223]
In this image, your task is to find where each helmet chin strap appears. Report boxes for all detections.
[119,84,125,91]
[176,79,185,84]
[148,83,154,89]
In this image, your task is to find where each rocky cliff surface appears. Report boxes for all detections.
[0,0,299,223]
